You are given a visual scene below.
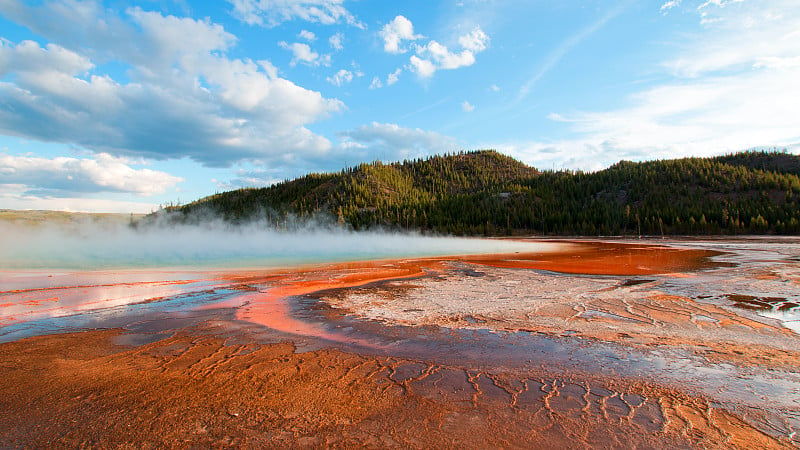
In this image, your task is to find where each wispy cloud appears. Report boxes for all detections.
[659,0,682,15]
[386,68,401,86]
[368,68,402,89]
[0,193,162,213]
[337,122,457,162]
[664,0,798,77]
[399,96,452,119]
[327,69,356,86]
[505,0,800,171]
[227,0,364,28]
[329,32,344,51]
[518,2,631,101]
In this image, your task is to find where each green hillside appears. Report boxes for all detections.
[162,149,800,236]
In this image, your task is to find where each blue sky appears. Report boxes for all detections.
[1,0,798,212]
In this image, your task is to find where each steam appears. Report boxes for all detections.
[0,215,560,270]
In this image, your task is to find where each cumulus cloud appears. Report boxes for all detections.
[329,32,344,50]
[327,69,354,86]
[337,122,457,161]
[0,1,343,167]
[458,27,489,53]
[227,0,363,28]
[298,29,316,41]
[461,101,475,112]
[0,153,183,196]
[409,55,437,78]
[379,15,423,54]
[0,40,93,74]
[279,41,330,66]
[409,26,489,78]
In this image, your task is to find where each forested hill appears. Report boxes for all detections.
[163,149,800,236]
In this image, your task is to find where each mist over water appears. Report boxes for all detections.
[0,218,558,270]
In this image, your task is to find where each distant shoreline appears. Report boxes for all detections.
[0,209,145,226]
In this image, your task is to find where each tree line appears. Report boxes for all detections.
[163,149,800,236]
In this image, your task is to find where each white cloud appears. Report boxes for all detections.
[298,29,316,41]
[659,0,681,14]
[227,0,363,28]
[423,41,475,69]
[0,2,344,167]
[0,153,183,196]
[386,68,401,86]
[379,15,423,54]
[214,167,283,190]
[327,69,354,86]
[664,0,799,77]
[490,84,500,92]
[127,7,236,66]
[698,0,745,10]
[552,68,800,162]
[500,0,800,171]
[408,26,489,78]
[409,55,437,78]
[0,40,93,75]
[329,32,344,50]
[368,68,402,89]
[337,122,457,162]
[461,101,475,112]
[458,27,489,53]
[279,41,330,66]
[369,76,382,90]
[494,141,614,172]
[0,192,162,213]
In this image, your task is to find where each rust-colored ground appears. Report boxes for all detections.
[231,241,718,333]
[466,240,718,275]
[0,240,793,448]
[0,328,787,449]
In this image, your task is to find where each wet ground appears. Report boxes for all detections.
[1,238,799,448]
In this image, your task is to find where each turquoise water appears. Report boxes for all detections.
[0,223,561,269]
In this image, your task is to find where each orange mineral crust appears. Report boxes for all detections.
[1,239,798,447]
[462,240,720,275]
[0,328,787,449]
[231,259,447,338]
[230,241,719,333]
[318,244,800,371]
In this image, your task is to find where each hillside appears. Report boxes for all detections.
[0,210,143,228]
[163,149,800,236]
